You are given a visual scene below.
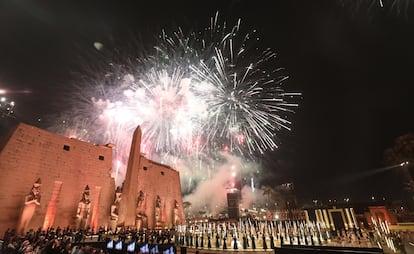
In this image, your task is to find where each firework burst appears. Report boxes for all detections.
[154,13,300,155]
[50,13,301,190]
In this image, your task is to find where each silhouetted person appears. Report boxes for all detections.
[223,234,227,250]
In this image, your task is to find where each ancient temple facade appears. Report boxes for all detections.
[0,123,185,237]
[111,126,185,230]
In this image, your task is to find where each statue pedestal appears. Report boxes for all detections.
[155,222,164,229]
[109,217,118,231]
[136,215,148,230]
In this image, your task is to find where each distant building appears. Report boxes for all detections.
[227,190,240,219]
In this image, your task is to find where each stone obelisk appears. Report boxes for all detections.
[117,126,142,226]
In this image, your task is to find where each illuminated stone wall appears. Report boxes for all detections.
[116,127,185,229]
[135,157,185,228]
[0,123,185,236]
[0,123,115,236]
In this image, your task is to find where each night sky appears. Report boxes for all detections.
[1,0,414,204]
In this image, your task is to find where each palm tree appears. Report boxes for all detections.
[384,133,414,188]
[261,185,274,208]
[384,133,414,167]
[384,133,414,209]
[182,201,192,209]
[182,201,192,218]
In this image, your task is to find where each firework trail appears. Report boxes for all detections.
[338,0,411,16]
[50,13,300,205]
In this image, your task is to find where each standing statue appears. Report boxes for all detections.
[154,195,162,227]
[76,185,91,229]
[110,186,122,219]
[135,190,147,229]
[173,199,180,226]
[17,178,41,236]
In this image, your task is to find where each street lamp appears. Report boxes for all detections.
[400,161,409,167]
[0,97,15,118]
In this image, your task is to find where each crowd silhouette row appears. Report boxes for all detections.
[1,220,383,254]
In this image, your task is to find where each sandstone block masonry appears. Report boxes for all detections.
[116,126,185,229]
[0,123,115,236]
[0,123,185,237]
